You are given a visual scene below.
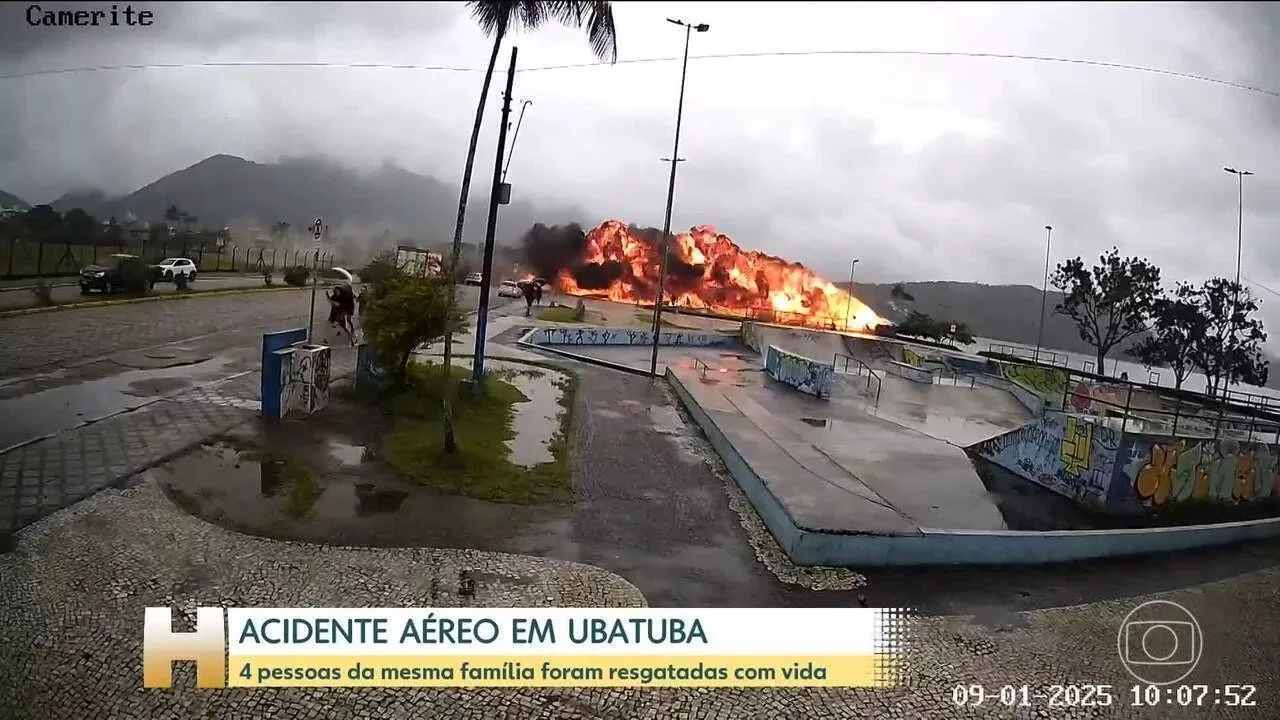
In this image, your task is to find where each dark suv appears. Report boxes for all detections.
[79,254,157,294]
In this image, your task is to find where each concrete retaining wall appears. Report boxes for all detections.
[669,371,1280,566]
[526,325,735,347]
[764,345,834,399]
[972,411,1280,518]
[973,373,1046,416]
[885,360,934,384]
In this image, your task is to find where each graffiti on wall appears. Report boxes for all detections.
[1068,381,1131,415]
[903,348,922,367]
[765,345,834,399]
[281,345,332,418]
[1003,364,1067,409]
[534,326,729,347]
[1123,437,1280,507]
[973,412,1120,507]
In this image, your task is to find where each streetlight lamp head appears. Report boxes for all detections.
[695,23,710,32]
[666,17,681,25]
[1045,225,1052,231]
[1225,167,1236,174]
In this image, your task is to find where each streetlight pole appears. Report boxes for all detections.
[502,100,533,184]
[1223,166,1253,397]
[844,259,859,331]
[1034,225,1053,364]
[649,17,710,379]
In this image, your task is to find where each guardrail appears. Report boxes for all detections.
[987,342,1068,367]
[833,351,882,406]
[1064,381,1280,444]
[933,369,976,388]
[692,357,711,380]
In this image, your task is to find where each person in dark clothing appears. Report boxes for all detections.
[534,281,543,306]
[327,284,356,345]
[521,281,537,317]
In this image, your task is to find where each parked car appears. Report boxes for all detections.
[464,272,484,286]
[154,257,197,282]
[79,254,161,294]
[498,280,522,298]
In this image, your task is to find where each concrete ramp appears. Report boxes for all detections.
[837,373,1033,447]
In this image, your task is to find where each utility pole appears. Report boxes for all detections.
[471,46,519,387]
[1034,225,1053,364]
[1222,166,1253,397]
[502,100,533,184]
[844,259,859,331]
[649,18,710,378]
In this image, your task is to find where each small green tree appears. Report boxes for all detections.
[1129,283,1205,390]
[1051,247,1162,373]
[1189,278,1268,395]
[363,273,468,384]
[358,250,401,286]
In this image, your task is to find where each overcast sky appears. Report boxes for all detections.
[3,2,1280,301]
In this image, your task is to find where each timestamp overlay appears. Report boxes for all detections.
[941,599,1264,716]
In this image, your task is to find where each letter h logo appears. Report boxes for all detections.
[142,607,227,688]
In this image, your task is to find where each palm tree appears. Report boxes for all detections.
[442,0,618,368]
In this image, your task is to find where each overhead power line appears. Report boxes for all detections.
[0,49,1277,99]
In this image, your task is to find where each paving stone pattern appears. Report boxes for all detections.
[3,479,1278,718]
[0,349,355,535]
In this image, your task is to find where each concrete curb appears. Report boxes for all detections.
[0,285,304,318]
[664,368,1280,567]
[0,272,262,293]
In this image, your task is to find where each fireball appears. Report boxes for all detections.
[549,220,885,333]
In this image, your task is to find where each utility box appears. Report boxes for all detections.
[293,344,332,415]
[498,183,512,205]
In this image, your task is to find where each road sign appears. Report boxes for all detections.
[312,217,324,242]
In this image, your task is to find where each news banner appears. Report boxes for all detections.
[143,605,1260,710]
[144,608,907,689]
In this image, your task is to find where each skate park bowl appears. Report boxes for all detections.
[515,314,1280,566]
[664,321,1280,567]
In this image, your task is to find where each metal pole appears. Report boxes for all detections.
[650,22,696,378]
[1034,225,1053,363]
[1223,167,1252,397]
[844,259,859,331]
[472,46,519,387]
[502,100,533,184]
[307,248,318,343]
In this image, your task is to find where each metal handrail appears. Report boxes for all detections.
[691,357,710,379]
[833,352,882,406]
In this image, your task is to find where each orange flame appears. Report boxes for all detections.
[554,220,886,332]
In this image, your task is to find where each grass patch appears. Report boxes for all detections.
[537,306,580,322]
[634,311,679,327]
[380,361,575,505]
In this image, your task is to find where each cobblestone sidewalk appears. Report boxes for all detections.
[0,348,356,535]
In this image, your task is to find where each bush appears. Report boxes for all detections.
[283,265,310,287]
[31,280,54,306]
[117,256,152,295]
[358,251,401,286]
[363,272,468,384]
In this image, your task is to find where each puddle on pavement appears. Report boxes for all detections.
[0,355,243,451]
[499,365,568,467]
[327,439,369,466]
[156,436,573,553]
[799,417,829,428]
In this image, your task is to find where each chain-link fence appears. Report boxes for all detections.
[0,237,334,279]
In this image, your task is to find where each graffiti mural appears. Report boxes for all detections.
[972,412,1119,508]
[356,343,392,392]
[1124,436,1280,507]
[532,326,731,347]
[765,345,834,399]
[1003,364,1068,410]
[281,345,332,418]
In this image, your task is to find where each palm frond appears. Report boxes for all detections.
[467,1,617,63]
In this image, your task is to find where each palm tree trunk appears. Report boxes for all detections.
[442,29,505,372]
